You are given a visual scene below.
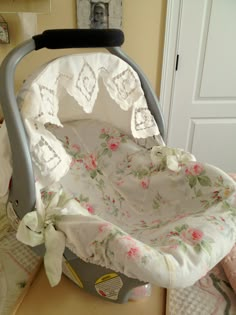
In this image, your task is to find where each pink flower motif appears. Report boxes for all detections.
[191,229,204,240]
[72,144,80,151]
[127,247,139,258]
[193,163,204,175]
[168,244,179,250]
[70,157,77,168]
[101,127,109,134]
[116,180,125,186]
[98,223,111,232]
[181,228,204,245]
[121,235,133,241]
[229,173,236,181]
[185,168,192,175]
[185,163,204,176]
[107,137,121,151]
[167,231,179,237]
[151,219,161,224]
[209,215,216,220]
[65,136,69,145]
[141,179,149,189]
[171,213,189,223]
[84,153,97,171]
[86,203,95,214]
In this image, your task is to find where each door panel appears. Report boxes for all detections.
[188,118,236,172]
[167,0,236,172]
[200,0,236,97]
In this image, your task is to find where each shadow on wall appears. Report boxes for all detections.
[156,0,167,96]
[0,108,3,123]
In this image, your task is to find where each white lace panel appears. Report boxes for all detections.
[17,52,161,184]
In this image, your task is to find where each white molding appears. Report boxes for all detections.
[160,0,182,137]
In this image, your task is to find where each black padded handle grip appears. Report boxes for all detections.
[33,29,124,50]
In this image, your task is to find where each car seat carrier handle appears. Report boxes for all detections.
[33,29,124,50]
[0,39,37,218]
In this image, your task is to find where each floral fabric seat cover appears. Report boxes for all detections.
[0,53,236,289]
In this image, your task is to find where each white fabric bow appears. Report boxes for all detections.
[16,206,66,286]
[16,184,85,286]
[150,146,196,172]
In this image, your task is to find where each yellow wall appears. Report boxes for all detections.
[0,0,166,96]
[123,0,167,95]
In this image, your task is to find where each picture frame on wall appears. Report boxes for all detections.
[0,17,10,44]
[77,0,122,30]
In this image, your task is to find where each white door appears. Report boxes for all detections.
[162,0,236,173]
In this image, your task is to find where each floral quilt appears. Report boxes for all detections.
[15,119,236,289]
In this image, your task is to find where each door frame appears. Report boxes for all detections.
[160,0,182,140]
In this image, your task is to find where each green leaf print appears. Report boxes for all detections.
[200,200,210,210]
[194,243,201,253]
[216,176,224,185]
[101,148,109,156]
[90,170,97,179]
[141,256,148,264]
[58,191,74,208]
[175,224,189,233]
[222,201,231,209]
[78,194,89,203]
[222,201,236,217]
[97,169,103,175]
[195,188,202,198]
[152,192,162,210]
[41,191,56,205]
[179,241,187,252]
[99,133,109,139]
[153,199,160,210]
[133,169,149,180]
[200,240,212,255]
[198,175,212,187]
[96,178,105,190]
[188,175,197,188]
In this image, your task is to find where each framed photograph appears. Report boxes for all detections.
[0,20,9,44]
[77,0,122,29]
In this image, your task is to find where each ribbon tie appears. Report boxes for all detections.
[16,208,66,286]
[16,184,84,286]
[150,146,196,172]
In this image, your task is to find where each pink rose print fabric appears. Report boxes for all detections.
[39,119,236,289]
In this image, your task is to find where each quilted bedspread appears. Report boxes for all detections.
[0,202,41,315]
[168,264,236,315]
